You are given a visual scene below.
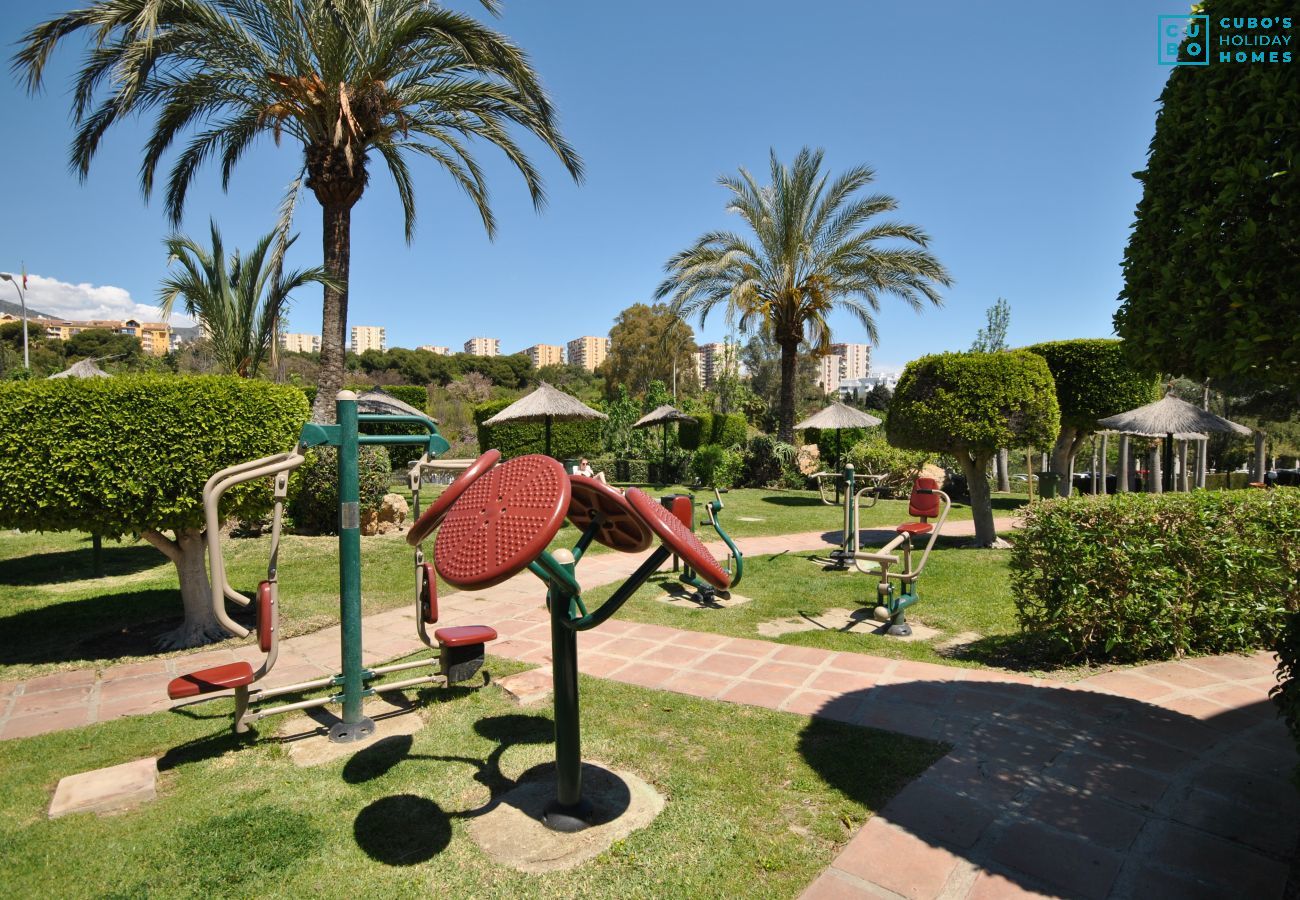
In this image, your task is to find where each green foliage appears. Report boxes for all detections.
[65,328,142,363]
[377,384,429,412]
[1011,490,1300,662]
[358,349,531,389]
[600,386,646,458]
[742,435,802,488]
[603,303,698,399]
[1115,0,1299,390]
[970,298,1011,353]
[680,411,747,450]
[690,444,745,489]
[286,446,392,535]
[1272,612,1300,786]
[888,351,1060,456]
[846,431,930,494]
[1023,339,1158,432]
[582,457,651,484]
[473,398,604,460]
[0,376,308,535]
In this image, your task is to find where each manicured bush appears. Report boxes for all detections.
[742,435,801,488]
[378,384,430,412]
[690,444,745,489]
[1011,490,1300,663]
[846,431,930,494]
[0,376,308,646]
[680,411,747,450]
[288,445,393,535]
[473,398,604,460]
[1271,612,1300,786]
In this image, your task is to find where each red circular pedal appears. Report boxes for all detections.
[567,476,653,553]
[407,449,501,547]
[434,454,570,590]
[625,488,731,589]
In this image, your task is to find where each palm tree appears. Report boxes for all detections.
[159,221,333,378]
[656,147,952,442]
[15,0,583,421]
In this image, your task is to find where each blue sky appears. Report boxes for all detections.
[0,1,1178,371]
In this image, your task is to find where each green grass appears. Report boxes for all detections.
[578,540,1060,674]
[0,660,943,898]
[0,486,1027,681]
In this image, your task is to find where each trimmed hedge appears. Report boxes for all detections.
[679,411,746,450]
[287,446,392,535]
[1272,612,1300,786]
[690,444,745,489]
[379,384,430,412]
[1022,339,1157,432]
[0,375,308,534]
[581,457,650,484]
[474,397,604,460]
[1011,490,1300,662]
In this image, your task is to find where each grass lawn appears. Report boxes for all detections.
[0,487,1026,681]
[0,658,943,898]
[578,539,1059,675]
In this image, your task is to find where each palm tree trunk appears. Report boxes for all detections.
[313,200,352,424]
[777,337,800,443]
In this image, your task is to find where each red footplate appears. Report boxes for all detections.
[433,625,498,648]
[167,662,256,700]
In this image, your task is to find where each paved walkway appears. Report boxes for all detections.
[1,519,1294,898]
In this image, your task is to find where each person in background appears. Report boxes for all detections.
[575,457,607,483]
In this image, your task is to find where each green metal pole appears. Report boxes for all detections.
[544,548,592,831]
[330,390,375,743]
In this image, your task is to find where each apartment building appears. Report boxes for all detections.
[350,325,386,354]
[566,335,609,372]
[524,344,565,369]
[417,345,451,355]
[831,342,871,383]
[43,318,172,356]
[464,337,500,357]
[815,353,844,395]
[696,341,742,390]
[280,332,321,354]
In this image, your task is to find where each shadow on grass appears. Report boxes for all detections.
[797,680,1290,898]
[816,531,981,552]
[760,495,826,507]
[0,541,161,586]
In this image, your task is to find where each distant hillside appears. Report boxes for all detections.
[0,298,55,320]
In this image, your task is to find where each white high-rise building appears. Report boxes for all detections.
[816,354,844,395]
[350,325,386,354]
[281,332,321,354]
[464,337,500,357]
[697,341,741,390]
[567,335,610,371]
[524,344,565,368]
[417,345,451,355]
[831,342,871,383]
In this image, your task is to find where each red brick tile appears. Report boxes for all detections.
[8,686,92,718]
[891,660,965,682]
[645,644,709,668]
[600,637,659,659]
[851,702,936,740]
[1046,753,1171,808]
[1072,726,1196,776]
[799,870,877,899]
[883,781,998,848]
[826,653,894,675]
[577,653,627,678]
[2,706,90,739]
[1169,786,1298,856]
[1201,684,1271,712]
[810,670,879,694]
[751,661,817,687]
[668,630,730,651]
[1159,695,1229,721]
[1144,822,1289,898]
[1078,671,1173,702]
[987,822,1121,900]
[692,652,757,677]
[663,671,735,700]
[783,690,837,716]
[100,660,173,681]
[772,644,834,666]
[613,663,677,690]
[99,694,175,720]
[967,869,1056,899]
[22,669,97,694]
[719,680,793,710]
[98,677,167,704]
[1192,764,1300,818]
[0,681,20,699]
[1183,653,1275,681]
[1137,661,1223,689]
[1126,864,1237,900]
[1017,789,1146,851]
[874,680,954,707]
[834,816,960,899]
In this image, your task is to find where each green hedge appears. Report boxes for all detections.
[473,398,604,460]
[0,376,308,535]
[379,384,429,412]
[679,412,747,450]
[690,444,744,489]
[1011,490,1300,662]
[1204,472,1256,491]
[1272,612,1300,786]
[287,446,392,535]
[582,457,651,484]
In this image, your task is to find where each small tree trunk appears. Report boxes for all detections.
[776,337,800,444]
[1100,433,1109,494]
[312,200,354,424]
[995,448,1010,492]
[1148,445,1163,494]
[142,527,229,649]
[958,452,1006,548]
[1117,433,1129,492]
[1050,426,1079,498]
[1254,431,1267,482]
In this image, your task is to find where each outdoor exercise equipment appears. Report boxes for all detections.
[850,477,951,636]
[662,488,743,602]
[167,391,498,742]
[413,461,728,832]
[811,463,887,568]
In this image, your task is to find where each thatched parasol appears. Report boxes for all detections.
[483,381,606,457]
[357,387,436,421]
[1098,391,1250,491]
[49,358,110,379]
[795,402,882,472]
[633,405,696,480]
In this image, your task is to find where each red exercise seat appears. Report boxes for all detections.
[895,522,934,536]
[167,662,255,700]
[434,625,498,648]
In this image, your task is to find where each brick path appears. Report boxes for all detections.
[1,518,1294,898]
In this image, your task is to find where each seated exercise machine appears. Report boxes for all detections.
[167,391,498,743]
[409,455,730,832]
[850,477,951,636]
[661,488,743,602]
[810,463,888,568]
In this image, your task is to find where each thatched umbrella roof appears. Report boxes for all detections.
[357,387,436,422]
[1097,393,1250,437]
[794,402,882,431]
[632,404,695,429]
[483,382,605,457]
[49,358,110,379]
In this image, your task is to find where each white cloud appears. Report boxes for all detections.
[10,274,192,326]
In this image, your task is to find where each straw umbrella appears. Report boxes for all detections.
[633,405,696,481]
[795,402,883,501]
[483,381,606,457]
[49,358,111,379]
[1098,391,1249,492]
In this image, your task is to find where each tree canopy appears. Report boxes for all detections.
[604,303,698,399]
[1115,0,1298,389]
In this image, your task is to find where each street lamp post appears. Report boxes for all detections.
[0,273,30,371]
